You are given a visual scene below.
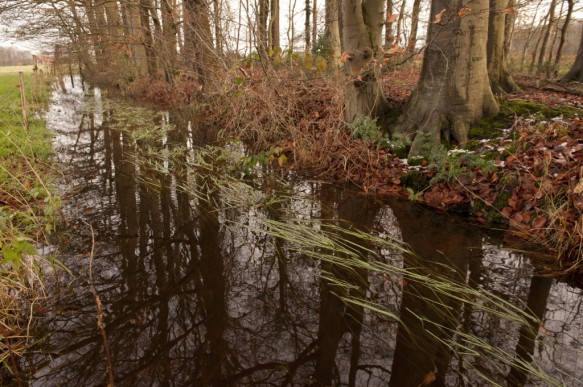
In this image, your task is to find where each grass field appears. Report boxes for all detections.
[0,65,49,75]
[0,65,58,378]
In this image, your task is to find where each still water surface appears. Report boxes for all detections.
[20,79,583,386]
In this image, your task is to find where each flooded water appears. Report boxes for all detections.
[18,79,583,386]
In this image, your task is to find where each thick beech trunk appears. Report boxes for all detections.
[393,0,498,155]
[561,27,583,82]
[487,0,520,94]
[342,0,389,123]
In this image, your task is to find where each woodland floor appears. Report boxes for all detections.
[267,69,582,272]
[379,71,583,272]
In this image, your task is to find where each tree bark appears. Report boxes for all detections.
[305,0,311,52]
[324,0,341,66]
[161,0,178,82]
[269,0,280,52]
[384,0,394,47]
[312,0,318,52]
[393,0,498,155]
[560,26,583,82]
[536,0,557,75]
[519,0,542,71]
[407,0,422,52]
[183,0,217,89]
[396,0,407,47]
[342,0,389,123]
[553,0,573,76]
[126,0,149,77]
[487,0,520,94]
[139,0,158,77]
[258,0,269,57]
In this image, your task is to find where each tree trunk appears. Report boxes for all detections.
[396,0,407,47]
[385,0,394,47]
[139,0,158,77]
[487,0,520,94]
[183,0,217,89]
[213,0,223,52]
[393,0,498,155]
[269,0,280,52]
[160,0,178,82]
[536,0,557,75]
[305,0,311,52]
[325,0,341,66]
[529,13,548,72]
[519,0,542,71]
[85,0,105,69]
[127,0,149,76]
[560,26,583,82]
[503,0,516,60]
[342,0,389,122]
[258,0,269,57]
[407,0,422,52]
[312,0,318,53]
[553,0,573,76]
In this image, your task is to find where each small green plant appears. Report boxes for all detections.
[422,144,497,185]
[348,116,390,148]
[388,133,411,158]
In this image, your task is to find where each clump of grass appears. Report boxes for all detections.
[0,70,59,379]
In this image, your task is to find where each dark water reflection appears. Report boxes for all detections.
[21,80,583,386]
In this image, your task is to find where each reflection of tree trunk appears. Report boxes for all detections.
[197,169,229,385]
[389,201,478,386]
[314,186,380,385]
[507,275,553,386]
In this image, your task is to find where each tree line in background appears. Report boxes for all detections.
[0,0,581,154]
[0,46,32,66]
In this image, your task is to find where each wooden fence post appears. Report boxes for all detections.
[32,55,38,99]
[18,71,29,131]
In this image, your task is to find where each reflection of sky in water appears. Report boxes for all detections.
[27,77,583,386]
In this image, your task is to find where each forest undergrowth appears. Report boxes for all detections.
[199,66,583,276]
